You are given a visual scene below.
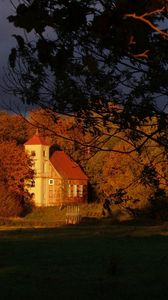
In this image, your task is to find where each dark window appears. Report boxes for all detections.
[31,180,35,187]
[49,179,54,185]
[31,151,36,157]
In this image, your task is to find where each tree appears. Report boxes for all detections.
[0,141,34,216]
[3,0,168,154]
[86,131,168,217]
[0,112,29,144]
[28,108,94,162]
[0,184,24,217]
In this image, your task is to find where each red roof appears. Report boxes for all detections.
[50,151,88,180]
[25,133,49,146]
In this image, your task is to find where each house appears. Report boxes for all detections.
[24,131,88,206]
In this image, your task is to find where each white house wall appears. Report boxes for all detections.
[25,143,50,206]
[25,140,88,206]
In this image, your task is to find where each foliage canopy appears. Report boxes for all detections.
[4,0,168,153]
[0,140,34,216]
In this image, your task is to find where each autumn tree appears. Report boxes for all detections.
[28,108,94,162]
[86,130,168,218]
[0,141,34,217]
[0,111,29,144]
[3,0,168,155]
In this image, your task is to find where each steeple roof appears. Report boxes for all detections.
[25,130,49,146]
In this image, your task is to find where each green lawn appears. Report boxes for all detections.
[0,224,168,300]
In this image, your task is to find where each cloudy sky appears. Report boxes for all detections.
[0,1,167,113]
[1,1,15,79]
[1,1,14,65]
[0,0,24,112]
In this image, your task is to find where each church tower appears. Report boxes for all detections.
[24,130,50,206]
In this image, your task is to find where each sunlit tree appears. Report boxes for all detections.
[0,141,34,216]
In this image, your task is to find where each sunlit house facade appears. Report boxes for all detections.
[24,131,88,206]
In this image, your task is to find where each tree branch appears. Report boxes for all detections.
[126,7,168,40]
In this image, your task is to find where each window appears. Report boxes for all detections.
[49,179,54,185]
[67,184,71,197]
[31,180,35,187]
[79,185,83,197]
[73,185,77,197]
[31,150,36,157]
[43,150,46,157]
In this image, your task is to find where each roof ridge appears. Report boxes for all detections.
[50,151,88,180]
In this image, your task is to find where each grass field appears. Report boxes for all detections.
[0,222,168,300]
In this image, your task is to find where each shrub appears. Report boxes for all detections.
[0,185,23,217]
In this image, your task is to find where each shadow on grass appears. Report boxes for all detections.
[0,224,168,300]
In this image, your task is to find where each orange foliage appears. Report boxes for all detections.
[29,109,93,162]
[102,143,152,208]
[87,135,168,209]
[0,112,29,144]
[0,184,23,217]
[0,141,34,196]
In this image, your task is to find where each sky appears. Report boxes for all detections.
[1,1,14,65]
[0,1,167,114]
[0,0,27,113]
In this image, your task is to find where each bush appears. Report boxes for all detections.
[0,185,24,217]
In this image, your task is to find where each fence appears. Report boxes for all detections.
[66,205,81,224]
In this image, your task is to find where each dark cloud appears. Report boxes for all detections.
[0,1,18,72]
[0,0,27,112]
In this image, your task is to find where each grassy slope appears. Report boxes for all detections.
[0,224,168,300]
[0,204,131,228]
